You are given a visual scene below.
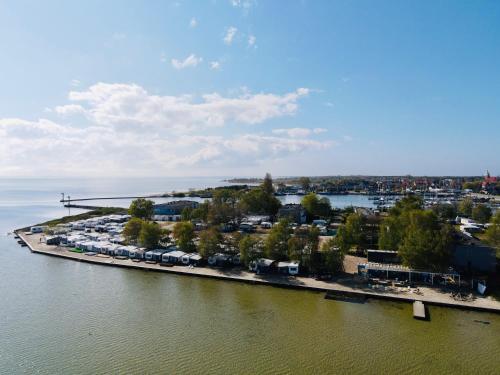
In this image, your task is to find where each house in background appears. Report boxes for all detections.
[277,204,307,224]
[153,200,200,221]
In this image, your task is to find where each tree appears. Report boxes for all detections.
[181,206,193,221]
[390,195,423,216]
[378,215,405,250]
[264,219,291,260]
[321,238,345,274]
[128,198,154,220]
[431,203,457,221]
[339,212,367,251]
[139,221,163,249]
[191,201,210,222]
[262,173,274,195]
[123,217,144,244]
[172,221,195,252]
[208,189,242,225]
[198,227,223,258]
[240,188,281,216]
[299,177,311,191]
[301,193,332,219]
[485,211,500,251]
[398,210,452,270]
[458,197,473,217]
[472,204,492,224]
[239,235,259,266]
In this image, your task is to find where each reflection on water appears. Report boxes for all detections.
[0,178,498,374]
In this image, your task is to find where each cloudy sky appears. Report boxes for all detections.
[0,0,499,177]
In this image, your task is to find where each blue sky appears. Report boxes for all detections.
[0,0,499,177]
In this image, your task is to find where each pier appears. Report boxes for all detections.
[413,301,426,319]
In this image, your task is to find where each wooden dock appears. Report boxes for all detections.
[413,301,426,320]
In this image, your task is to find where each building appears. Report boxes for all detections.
[481,170,498,194]
[277,204,306,224]
[153,200,200,221]
[453,244,496,274]
[367,250,401,264]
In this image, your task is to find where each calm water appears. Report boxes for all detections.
[0,178,499,374]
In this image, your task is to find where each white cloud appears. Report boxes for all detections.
[171,54,202,69]
[67,83,310,132]
[272,127,327,138]
[248,34,256,47]
[210,61,221,70]
[324,101,334,107]
[230,0,256,13]
[0,83,330,176]
[343,135,353,142]
[160,52,167,63]
[189,17,197,28]
[54,104,85,116]
[70,79,81,87]
[224,26,237,45]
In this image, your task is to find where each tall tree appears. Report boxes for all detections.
[398,211,452,270]
[128,198,154,220]
[198,227,222,258]
[262,173,274,195]
[239,235,260,266]
[485,211,500,251]
[138,221,164,249]
[321,238,345,274]
[458,197,473,217]
[301,193,332,219]
[123,217,143,244]
[472,204,492,223]
[172,221,196,252]
[264,219,291,260]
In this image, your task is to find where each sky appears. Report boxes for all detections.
[0,0,499,178]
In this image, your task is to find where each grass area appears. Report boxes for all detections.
[22,207,128,230]
[69,248,84,253]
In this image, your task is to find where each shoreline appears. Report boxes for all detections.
[16,231,500,315]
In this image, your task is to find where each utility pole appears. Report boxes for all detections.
[68,195,71,216]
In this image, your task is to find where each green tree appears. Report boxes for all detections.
[484,211,500,251]
[264,219,291,260]
[138,221,163,249]
[321,238,345,274]
[128,198,154,220]
[123,217,144,243]
[301,193,331,219]
[431,203,457,221]
[198,227,223,258]
[172,221,196,252]
[181,206,193,221]
[462,180,482,192]
[391,195,423,216]
[191,201,210,222]
[398,211,452,270]
[239,235,259,266]
[472,204,492,224]
[458,197,473,217]
[378,215,406,250]
[240,188,281,216]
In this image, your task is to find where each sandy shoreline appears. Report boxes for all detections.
[16,231,500,314]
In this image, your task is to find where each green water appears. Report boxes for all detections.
[1,236,499,374]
